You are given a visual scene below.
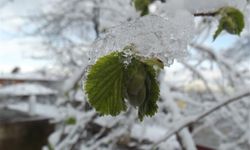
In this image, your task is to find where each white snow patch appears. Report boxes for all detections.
[7,102,83,121]
[7,102,62,118]
[131,123,180,150]
[131,124,166,142]
[0,73,60,81]
[91,14,194,65]
[0,83,57,96]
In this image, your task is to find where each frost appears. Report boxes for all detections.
[245,5,250,33]
[159,0,247,14]
[0,83,57,96]
[183,0,246,13]
[184,0,226,13]
[90,14,194,66]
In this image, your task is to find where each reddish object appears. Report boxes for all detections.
[197,145,215,150]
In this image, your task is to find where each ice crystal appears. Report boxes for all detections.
[90,14,194,66]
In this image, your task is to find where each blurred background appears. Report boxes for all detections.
[0,0,250,150]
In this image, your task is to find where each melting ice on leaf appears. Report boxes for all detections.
[84,46,163,120]
[213,6,245,40]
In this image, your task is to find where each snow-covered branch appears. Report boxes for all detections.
[153,90,250,147]
[159,70,197,150]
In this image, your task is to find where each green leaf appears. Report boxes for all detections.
[85,52,127,115]
[143,58,164,74]
[65,117,77,125]
[84,48,162,120]
[213,7,244,40]
[213,21,224,40]
[125,57,147,107]
[138,63,159,121]
[133,0,151,16]
[143,58,164,69]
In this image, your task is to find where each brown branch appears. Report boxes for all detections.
[152,90,250,148]
[194,12,218,17]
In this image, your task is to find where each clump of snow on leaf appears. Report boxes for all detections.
[90,14,194,66]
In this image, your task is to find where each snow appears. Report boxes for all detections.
[131,124,180,149]
[0,73,60,82]
[245,5,250,34]
[28,95,36,115]
[131,124,166,142]
[91,14,194,66]
[159,0,247,13]
[7,101,85,122]
[193,126,220,149]
[0,83,58,96]
[7,102,62,118]
[61,67,87,93]
[159,70,197,150]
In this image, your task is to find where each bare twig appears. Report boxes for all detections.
[181,61,218,102]
[194,12,218,17]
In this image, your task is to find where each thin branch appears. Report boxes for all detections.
[181,62,218,102]
[190,43,245,86]
[194,12,218,17]
[152,90,250,148]
[159,72,197,150]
